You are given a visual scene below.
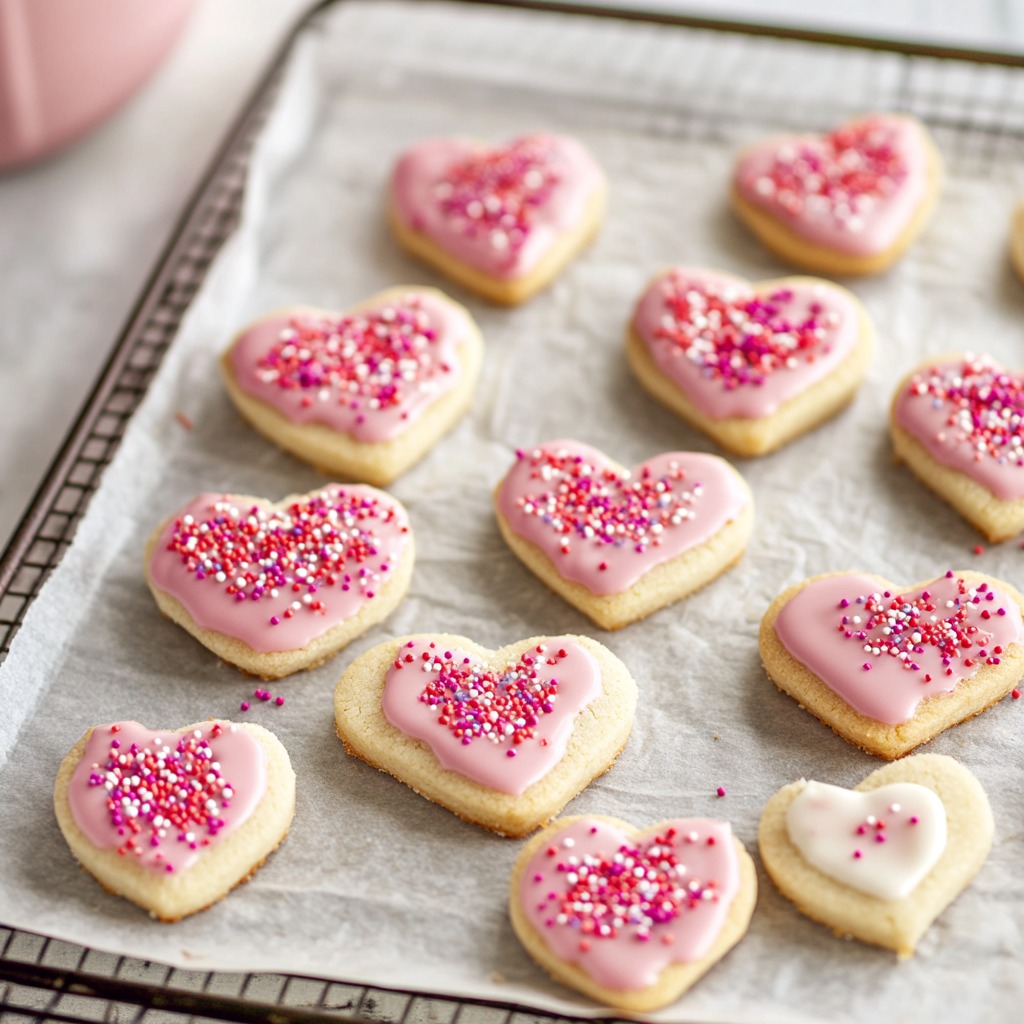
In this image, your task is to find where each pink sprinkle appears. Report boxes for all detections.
[275,696,285,706]
[853,850,863,859]
[716,786,727,798]
[240,701,250,712]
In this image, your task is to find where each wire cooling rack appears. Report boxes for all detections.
[4,2,1024,1021]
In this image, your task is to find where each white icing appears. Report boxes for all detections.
[785,781,947,900]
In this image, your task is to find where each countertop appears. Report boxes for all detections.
[3,0,1024,555]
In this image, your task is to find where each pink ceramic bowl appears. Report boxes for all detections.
[0,0,195,170]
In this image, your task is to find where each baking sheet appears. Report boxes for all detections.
[3,2,1024,1021]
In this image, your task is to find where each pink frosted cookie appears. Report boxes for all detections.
[732,113,942,276]
[509,814,757,1012]
[220,287,483,486]
[145,485,414,678]
[334,634,637,837]
[759,754,992,956]
[54,720,296,921]
[494,440,753,630]
[627,268,874,456]
[388,133,607,305]
[890,353,1024,541]
[760,570,1024,758]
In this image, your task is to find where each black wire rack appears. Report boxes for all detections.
[4,2,1024,1021]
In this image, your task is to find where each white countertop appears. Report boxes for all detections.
[2,0,1023,556]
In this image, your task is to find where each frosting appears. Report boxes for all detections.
[382,638,600,795]
[228,291,469,444]
[520,817,739,991]
[67,721,265,874]
[390,133,603,279]
[632,268,860,419]
[786,780,946,900]
[496,440,749,596]
[893,354,1024,500]
[147,486,410,653]
[734,115,929,256]
[775,572,1024,724]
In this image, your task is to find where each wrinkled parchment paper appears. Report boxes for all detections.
[3,3,1024,1021]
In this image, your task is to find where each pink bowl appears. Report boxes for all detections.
[0,0,195,170]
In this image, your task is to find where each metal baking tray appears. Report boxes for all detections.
[4,2,1024,1021]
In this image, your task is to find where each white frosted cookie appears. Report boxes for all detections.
[494,440,753,630]
[627,268,875,456]
[732,113,942,276]
[145,485,414,679]
[510,814,757,1012]
[54,720,295,921]
[759,754,992,957]
[760,570,1024,759]
[890,353,1024,541]
[388,133,607,305]
[220,287,483,487]
[333,634,637,837]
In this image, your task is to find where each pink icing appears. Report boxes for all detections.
[67,721,265,874]
[775,572,1024,724]
[381,638,600,795]
[520,817,739,991]
[390,133,603,279]
[147,486,410,653]
[496,441,750,596]
[734,115,929,256]
[632,268,860,419]
[893,354,1024,501]
[227,291,472,444]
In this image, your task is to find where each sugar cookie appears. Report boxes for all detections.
[54,720,295,921]
[759,754,992,956]
[732,113,942,276]
[494,440,753,630]
[628,267,874,455]
[510,814,757,1012]
[760,569,1024,758]
[388,133,606,304]
[145,485,414,678]
[334,634,637,837]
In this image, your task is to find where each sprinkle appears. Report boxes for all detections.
[434,135,562,257]
[716,786,727,798]
[974,545,986,556]
[276,696,285,706]
[751,117,909,231]
[904,356,1024,473]
[1013,689,1021,700]
[239,701,250,712]
[174,411,194,431]
[397,640,571,750]
[163,489,406,628]
[655,276,842,391]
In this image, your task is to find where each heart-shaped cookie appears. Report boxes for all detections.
[388,133,607,305]
[732,113,942,276]
[53,720,296,921]
[145,485,414,678]
[627,267,874,456]
[333,634,637,836]
[759,753,992,956]
[760,570,1024,758]
[510,814,757,1012]
[494,440,753,630]
[890,353,1024,541]
[221,287,483,486]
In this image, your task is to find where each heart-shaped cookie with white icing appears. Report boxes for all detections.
[627,267,874,456]
[334,635,637,836]
[54,720,296,921]
[732,113,942,276]
[220,286,483,486]
[510,814,757,1012]
[759,754,992,956]
[494,440,753,630]
[145,485,414,678]
[388,133,607,305]
[760,570,1024,758]
[891,353,1024,541]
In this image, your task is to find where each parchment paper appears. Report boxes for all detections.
[3,3,1024,1021]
